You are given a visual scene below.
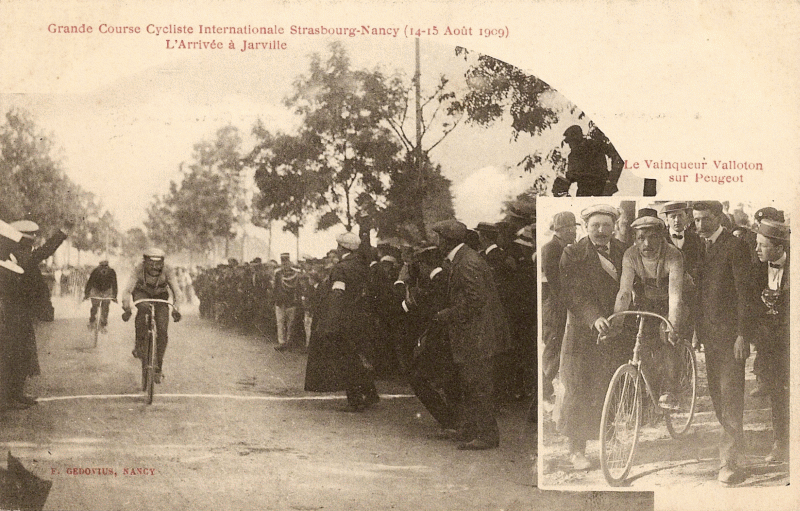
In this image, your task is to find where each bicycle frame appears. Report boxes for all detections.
[131,298,174,404]
[88,296,115,348]
[600,310,676,411]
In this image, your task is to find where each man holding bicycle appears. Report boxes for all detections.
[611,213,684,411]
[121,248,183,383]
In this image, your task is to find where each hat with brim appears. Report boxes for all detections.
[755,219,790,241]
[660,201,690,216]
[336,232,361,251]
[754,207,784,223]
[580,204,619,223]
[551,211,579,231]
[431,219,468,243]
[10,220,39,240]
[475,222,498,233]
[514,225,534,247]
[630,215,666,230]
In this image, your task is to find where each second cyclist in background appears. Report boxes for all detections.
[121,248,183,383]
[84,260,118,333]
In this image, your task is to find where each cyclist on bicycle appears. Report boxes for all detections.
[611,214,684,411]
[83,260,118,333]
[121,248,183,383]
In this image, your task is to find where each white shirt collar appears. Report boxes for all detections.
[429,267,443,279]
[447,243,465,262]
[707,225,724,244]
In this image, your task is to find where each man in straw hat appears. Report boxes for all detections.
[557,204,627,470]
[752,219,790,464]
[691,200,753,485]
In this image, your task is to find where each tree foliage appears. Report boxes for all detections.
[0,108,119,254]
[146,126,244,254]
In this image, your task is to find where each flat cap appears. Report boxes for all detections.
[660,201,689,215]
[431,219,468,242]
[755,219,790,241]
[630,215,666,230]
[580,204,619,223]
[143,247,166,259]
[754,207,784,223]
[336,232,361,251]
[551,211,579,231]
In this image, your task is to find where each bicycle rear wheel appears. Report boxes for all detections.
[665,341,698,438]
[600,364,642,486]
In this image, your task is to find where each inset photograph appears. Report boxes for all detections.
[538,198,790,490]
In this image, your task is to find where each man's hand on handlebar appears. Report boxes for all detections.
[121,309,132,322]
[172,310,182,323]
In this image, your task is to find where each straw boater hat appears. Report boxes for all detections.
[659,201,690,216]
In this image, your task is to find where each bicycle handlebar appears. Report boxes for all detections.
[132,299,175,308]
[597,310,677,346]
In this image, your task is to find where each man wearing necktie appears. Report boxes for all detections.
[752,219,790,464]
[557,204,628,470]
[692,201,754,485]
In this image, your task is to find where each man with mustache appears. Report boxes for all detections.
[692,200,753,485]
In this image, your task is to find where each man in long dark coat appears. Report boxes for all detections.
[692,200,753,485]
[432,219,509,450]
[557,204,628,470]
[304,232,378,412]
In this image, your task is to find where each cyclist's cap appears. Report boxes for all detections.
[336,232,361,251]
[755,219,790,241]
[10,220,39,239]
[660,201,689,215]
[551,211,579,231]
[143,247,166,259]
[630,216,665,230]
[580,204,619,223]
[754,207,784,224]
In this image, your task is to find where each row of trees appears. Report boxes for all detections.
[146,43,587,258]
[0,109,125,258]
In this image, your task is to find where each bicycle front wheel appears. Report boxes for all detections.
[600,364,642,486]
[665,341,698,438]
[145,330,156,405]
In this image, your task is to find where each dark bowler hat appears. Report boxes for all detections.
[755,219,790,241]
[660,201,690,215]
[754,207,785,223]
[580,204,619,223]
[475,222,498,233]
[431,219,468,242]
[637,208,659,218]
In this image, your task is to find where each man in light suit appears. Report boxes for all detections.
[692,200,753,485]
[432,219,510,450]
[557,204,629,470]
[752,220,790,464]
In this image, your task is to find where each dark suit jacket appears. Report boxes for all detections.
[541,235,567,301]
[560,236,626,355]
[438,244,509,364]
[667,230,702,282]
[695,229,753,344]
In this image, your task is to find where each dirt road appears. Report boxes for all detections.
[1,298,650,511]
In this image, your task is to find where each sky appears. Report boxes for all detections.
[0,37,639,261]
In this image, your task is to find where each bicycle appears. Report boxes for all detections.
[125,298,177,405]
[86,297,115,348]
[598,310,698,486]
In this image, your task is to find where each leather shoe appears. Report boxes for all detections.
[570,452,592,471]
[457,439,499,450]
[765,443,787,463]
[717,465,739,485]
